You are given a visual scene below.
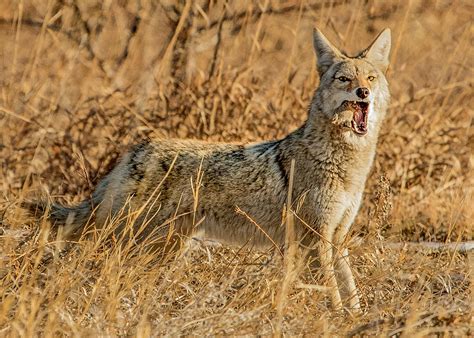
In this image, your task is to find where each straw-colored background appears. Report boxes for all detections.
[0,0,472,335]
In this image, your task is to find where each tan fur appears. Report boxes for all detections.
[28,28,391,312]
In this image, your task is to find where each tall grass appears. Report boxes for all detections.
[0,0,472,335]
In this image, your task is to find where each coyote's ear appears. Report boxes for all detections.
[313,28,343,75]
[363,28,391,72]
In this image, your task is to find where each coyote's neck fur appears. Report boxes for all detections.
[276,84,388,198]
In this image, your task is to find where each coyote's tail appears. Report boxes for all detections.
[24,199,94,240]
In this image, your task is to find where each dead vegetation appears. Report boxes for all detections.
[0,0,472,336]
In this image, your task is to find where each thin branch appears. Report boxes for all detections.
[195,1,350,33]
[115,11,142,68]
[208,4,226,78]
[70,1,93,57]
[235,206,283,257]
[384,241,474,253]
[0,17,81,46]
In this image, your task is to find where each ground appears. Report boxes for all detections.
[0,0,472,336]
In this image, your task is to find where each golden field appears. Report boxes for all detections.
[0,0,472,336]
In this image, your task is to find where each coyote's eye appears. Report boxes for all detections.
[336,76,351,82]
[368,75,376,81]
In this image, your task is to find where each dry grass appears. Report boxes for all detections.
[0,0,473,336]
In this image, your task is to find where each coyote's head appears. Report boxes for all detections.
[310,28,391,142]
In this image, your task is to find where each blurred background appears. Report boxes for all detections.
[0,1,472,335]
[1,0,471,240]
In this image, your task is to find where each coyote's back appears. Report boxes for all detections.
[30,138,293,246]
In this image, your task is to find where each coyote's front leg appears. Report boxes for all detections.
[316,193,363,311]
[318,208,345,310]
[333,200,362,312]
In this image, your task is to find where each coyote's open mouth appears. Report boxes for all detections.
[342,101,369,136]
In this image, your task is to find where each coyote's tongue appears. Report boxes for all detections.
[351,102,368,135]
[354,109,367,131]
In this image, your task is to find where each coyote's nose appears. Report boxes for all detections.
[356,87,370,99]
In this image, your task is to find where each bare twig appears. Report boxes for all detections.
[195,1,350,33]
[154,0,193,80]
[384,241,474,253]
[208,3,226,78]
[115,11,142,68]
[68,0,109,78]
[235,207,283,257]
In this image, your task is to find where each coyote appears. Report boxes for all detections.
[29,28,391,311]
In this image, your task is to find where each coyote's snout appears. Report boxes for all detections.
[27,27,391,312]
